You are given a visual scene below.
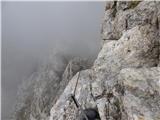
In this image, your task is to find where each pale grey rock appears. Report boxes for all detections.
[95,25,159,80]
[49,70,97,120]
[96,98,107,120]
[50,24,160,120]
[92,25,159,120]
[101,9,117,40]
[101,1,160,40]
[118,67,160,120]
[91,81,104,98]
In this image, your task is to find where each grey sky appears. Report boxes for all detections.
[2,2,105,120]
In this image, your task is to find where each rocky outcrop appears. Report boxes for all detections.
[101,1,160,40]
[118,67,160,120]
[50,1,160,120]
[49,70,96,120]
[11,56,91,120]
[53,57,92,104]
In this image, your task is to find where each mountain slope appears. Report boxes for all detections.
[11,53,92,120]
[49,1,160,120]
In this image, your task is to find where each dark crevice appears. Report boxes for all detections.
[156,17,159,30]
[112,1,117,18]
[123,1,141,11]
[125,19,128,30]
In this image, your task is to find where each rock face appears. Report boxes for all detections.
[11,55,91,120]
[101,1,160,40]
[49,1,160,120]
[53,57,92,104]
[119,67,160,120]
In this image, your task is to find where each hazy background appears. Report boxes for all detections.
[2,2,105,120]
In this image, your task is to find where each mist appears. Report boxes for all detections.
[2,2,105,120]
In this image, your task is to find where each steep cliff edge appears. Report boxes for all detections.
[11,54,92,120]
[49,1,160,120]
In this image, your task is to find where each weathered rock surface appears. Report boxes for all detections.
[49,70,96,120]
[49,26,160,120]
[118,67,160,120]
[49,1,160,120]
[101,1,160,40]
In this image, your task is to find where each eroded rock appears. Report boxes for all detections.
[119,67,160,120]
[49,70,97,120]
[49,24,160,120]
[101,1,160,40]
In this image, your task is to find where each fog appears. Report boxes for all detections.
[2,2,105,120]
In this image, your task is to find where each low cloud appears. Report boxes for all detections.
[2,2,105,120]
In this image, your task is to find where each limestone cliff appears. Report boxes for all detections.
[49,1,160,120]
